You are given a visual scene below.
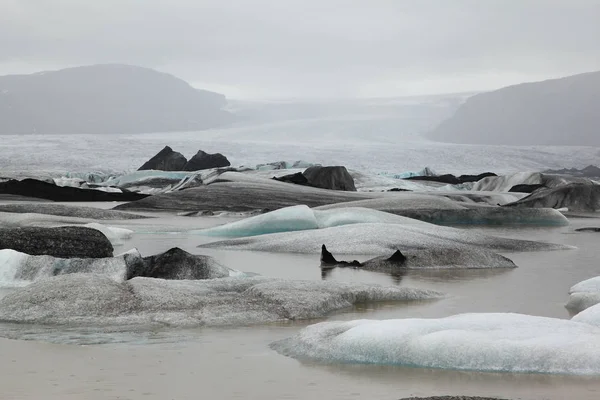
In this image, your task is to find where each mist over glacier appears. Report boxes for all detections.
[1,93,598,178]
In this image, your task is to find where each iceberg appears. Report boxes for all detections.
[271,313,600,375]
[194,205,319,237]
[567,276,600,314]
[316,197,569,226]
[0,204,148,220]
[572,303,600,327]
[0,248,137,287]
[194,205,427,238]
[473,172,545,192]
[83,223,134,245]
[0,247,237,288]
[0,274,443,327]
[200,222,570,255]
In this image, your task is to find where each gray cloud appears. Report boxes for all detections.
[1,0,599,98]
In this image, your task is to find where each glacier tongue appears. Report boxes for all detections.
[271,313,600,375]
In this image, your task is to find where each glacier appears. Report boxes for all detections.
[270,313,600,375]
[0,274,443,327]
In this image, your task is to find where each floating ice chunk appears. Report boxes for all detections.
[53,177,88,188]
[0,275,443,327]
[0,250,29,287]
[313,207,428,229]
[572,303,600,327]
[195,205,318,237]
[473,172,544,192]
[566,293,600,314]
[100,170,193,187]
[0,204,147,220]
[84,223,134,245]
[195,206,426,238]
[567,276,600,313]
[570,277,600,294]
[200,222,570,256]
[0,248,136,287]
[316,196,467,211]
[271,313,600,375]
[315,198,569,226]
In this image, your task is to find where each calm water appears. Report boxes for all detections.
[1,210,600,399]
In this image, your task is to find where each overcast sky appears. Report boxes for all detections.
[1,0,599,99]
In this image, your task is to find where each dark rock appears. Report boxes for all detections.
[406,174,460,184]
[0,178,149,202]
[138,146,187,171]
[406,172,496,185]
[508,184,545,193]
[504,182,600,212]
[129,247,231,280]
[320,244,362,267]
[302,166,357,191]
[457,172,497,183]
[0,226,113,258]
[273,172,309,186]
[575,227,600,232]
[184,150,231,171]
[320,244,407,272]
[388,188,411,192]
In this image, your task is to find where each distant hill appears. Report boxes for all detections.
[0,64,233,135]
[427,71,600,146]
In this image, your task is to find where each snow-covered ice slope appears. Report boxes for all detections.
[271,313,600,375]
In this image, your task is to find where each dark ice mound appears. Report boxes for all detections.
[131,247,233,280]
[0,178,149,202]
[0,247,234,285]
[274,165,357,191]
[302,166,357,191]
[0,226,113,258]
[138,146,188,171]
[504,183,600,212]
[114,179,370,212]
[184,150,231,171]
[406,172,496,185]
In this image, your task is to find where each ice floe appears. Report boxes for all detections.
[200,222,570,255]
[0,274,443,327]
[194,205,427,237]
[271,313,600,375]
[567,276,600,314]
[572,303,600,327]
